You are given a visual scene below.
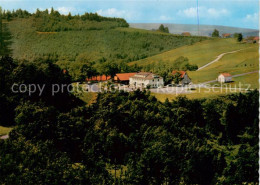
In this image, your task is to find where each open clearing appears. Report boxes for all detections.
[189,46,258,83]
[129,38,254,68]
[151,88,248,102]
[0,126,13,136]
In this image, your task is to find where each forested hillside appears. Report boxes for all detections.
[3,8,207,80]
[0,57,258,184]
[6,9,206,63]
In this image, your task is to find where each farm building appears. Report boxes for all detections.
[129,72,164,88]
[172,71,191,86]
[218,73,232,83]
[222,33,231,38]
[245,36,259,43]
[253,36,259,43]
[182,32,191,36]
[86,75,111,82]
[114,73,137,84]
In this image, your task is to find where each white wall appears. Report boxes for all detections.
[130,78,164,88]
[218,75,232,83]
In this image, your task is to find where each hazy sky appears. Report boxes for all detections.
[1,0,259,29]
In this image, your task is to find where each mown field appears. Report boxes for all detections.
[130,37,258,87]
[189,46,258,83]
[207,72,259,90]
[8,18,206,63]
[129,38,255,67]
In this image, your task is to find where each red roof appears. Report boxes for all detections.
[86,75,111,82]
[253,37,259,41]
[222,33,231,37]
[182,32,191,36]
[172,70,186,78]
[220,73,232,77]
[114,73,136,81]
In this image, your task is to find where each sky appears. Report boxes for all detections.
[1,0,259,29]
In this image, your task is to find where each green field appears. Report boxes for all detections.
[129,38,253,67]
[208,72,259,90]
[129,37,258,87]
[72,83,97,105]
[151,88,246,102]
[189,46,258,83]
[0,126,12,136]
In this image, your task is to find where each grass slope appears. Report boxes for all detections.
[189,46,258,83]
[130,38,258,88]
[0,126,12,136]
[129,38,253,68]
[152,88,244,102]
[8,18,206,63]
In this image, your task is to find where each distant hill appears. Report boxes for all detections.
[130,23,259,37]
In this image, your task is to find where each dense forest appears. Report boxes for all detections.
[0,56,258,184]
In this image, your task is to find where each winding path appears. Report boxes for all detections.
[197,49,243,71]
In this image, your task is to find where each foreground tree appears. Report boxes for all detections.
[237,33,243,42]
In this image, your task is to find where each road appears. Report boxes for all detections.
[197,49,243,71]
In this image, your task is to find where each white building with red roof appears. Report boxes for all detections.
[218,73,232,83]
[129,72,164,88]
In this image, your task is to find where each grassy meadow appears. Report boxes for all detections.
[188,45,258,83]
[129,38,253,67]
[151,87,248,102]
[0,126,13,136]
[129,37,258,87]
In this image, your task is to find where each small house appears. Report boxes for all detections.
[182,32,191,36]
[253,36,259,43]
[222,33,231,38]
[129,72,164,88]
[172,71,191,86]
[218,73,232,83]
[114,73,137,84]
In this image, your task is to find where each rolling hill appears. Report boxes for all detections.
[130,23,259,37]
[8,18,207,63]
[129,38,258,87]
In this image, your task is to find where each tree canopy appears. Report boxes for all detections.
[158,24,169,33]
[212,29,220,37]
[0,57,258,184]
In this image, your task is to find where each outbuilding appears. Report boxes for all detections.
[218,73,232,83]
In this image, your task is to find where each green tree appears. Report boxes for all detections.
[158,24,169,33]
[237,33,243,42]
[212,29,219,37]
[172,72,182,84]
